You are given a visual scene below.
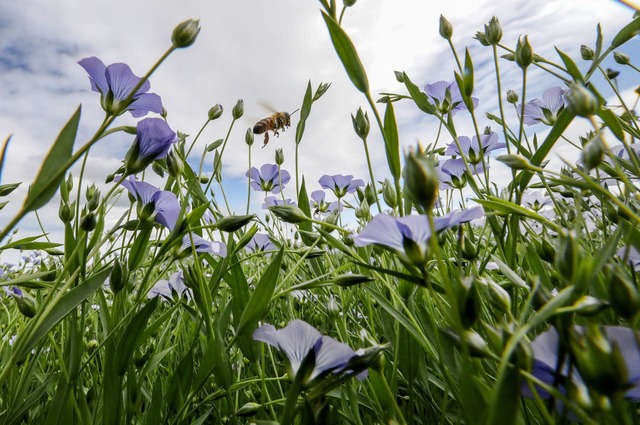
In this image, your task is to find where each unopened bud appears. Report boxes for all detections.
[515,35,533,69]
[439,15,453,40]
[207,139,223,152]
[232,99,244,119]
[394,71,405,83]
[110,258,126,292]
[484,17,502,45]
[11,287,37,318]
[607,264,639,319]
[496,154,534,170]
[351,107,370,140]
[208,104,223,121]
[606,68,620,80]
[580,45,595,61]
[269,205,309,224]
[487,279,511,313]
[166,149,184,177]
[80,212,97,232]
[382,179,397,209]
[566,82,598,117]
[275,148,284,165]
[343,0,357,6]
[214,214,255,232]
[580,135,605,170]
[171,19,201,48]
[404,149,439,211]
[333,273,375,287]
[506,89,519,104]
[245,128,254,146]
[475,31,489,46]
[236,402,261,417]
[555,230,577,282]
[313,82,331,101]
[59,201,74,224]
[614,52,630,65]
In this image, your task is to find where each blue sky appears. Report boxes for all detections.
[0,0,638,262]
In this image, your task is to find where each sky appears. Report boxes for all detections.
[0,0,638,262]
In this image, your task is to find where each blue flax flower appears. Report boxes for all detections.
[246,233,276,254]
[310,190,341,216]
[262,196,295,209]
[352,207,484,265]
[524,326,640,406]
[424,80,478,115]
[318,174,364,198]
[247,164,290,194]
[445,132,506,165]
[124,118,178,175]
[519,87,567,126]
[120,177,181,230]
[178,233,226,257]
[437,158,484,190]
[253,320,367,385]
[78,56,163,117]
[148,271,192,302]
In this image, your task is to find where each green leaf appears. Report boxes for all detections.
[0,134,12,184]
[463,48,475,97]
[474,197,559,231]
[555,48,584,82]
[383,101,401,180]
[128,227,152,271]
[0,235,61,251]
[23,107,81,212]
[594,23,603,60]
[597,107,624,141]
[300,80,313,121]
[144,378,163,425]
[402,72,436,115]
[16,267,111,361]
[0,182,20,197]
[518,108,575,192]
[487,365,520,425]
[321,11,369,93]
[115,297,159,375]
[611,16,640,49]
[236,247,284,338]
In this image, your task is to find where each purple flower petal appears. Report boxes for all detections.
[78,57,109,94]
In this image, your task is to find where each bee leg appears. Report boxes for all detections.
[261,132,269,148]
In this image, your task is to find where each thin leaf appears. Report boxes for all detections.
[383,101,401,180]
[115,297,159,375]
[16,267,111,361]
[23,106,81,212]
[321,11,369,93]
[597,107,624,141]
[402,72,436,115]
[0,134,12,184]
[555,47,584,82]
[611,16,640,49]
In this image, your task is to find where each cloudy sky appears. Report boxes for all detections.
[0,0,638,260]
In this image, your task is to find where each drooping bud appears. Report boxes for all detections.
[404,148,439,212]
[207,104,223,121]
[269,205,310,224]
[566,82,598,117]
[580,45,595,61]
[232,99,244,119]
[171,19,201,48]
[439,15,453,40]
[506,89,519,104]
[515,35,533,69]
[11,287,37,318]
[606,68,620,80]
[484,16,502,45]
[613,52,630,65]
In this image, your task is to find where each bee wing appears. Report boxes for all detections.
[257,100,279,114]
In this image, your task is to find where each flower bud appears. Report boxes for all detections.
[171,19,201,48]
[394,71,404,83]
[496,154,534,170]
[439,15,453,40]
[236,402,261,417]
[232,99,244,119]
[555,230,577,283]
[484,17,502,45]
[275,148,284,165]
[214,214,255,232]
[207,104,223,121]
[313,82,331,101]
[458,277,481,329]
[614,51,630,65]
[207,139,223,152]
[166,149,184,177]
[475,31,489,46]
[382,179,397,209]
[245,128,254,146]
[86,186,100,212]
[606,68,620,80]
[108,259,126,293]
[269,205,309,224]
[404,149,439,212]
[506,89,519,104]
[59,201,74,224]
[580,135,605,170]
[580,45,595,60]
[607,264,639,319]
[199,175,209,184]
[333,273,375,287]
[486,279,511,314]
[351,107,370,140]
[343,0,357,6]
[11,287,37,318]
[566,82,598,117]
[515,35,533,69]
[80,212,97,232]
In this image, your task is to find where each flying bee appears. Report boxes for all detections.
[253,109,299,148]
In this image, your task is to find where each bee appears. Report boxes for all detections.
[253,109,299,148]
